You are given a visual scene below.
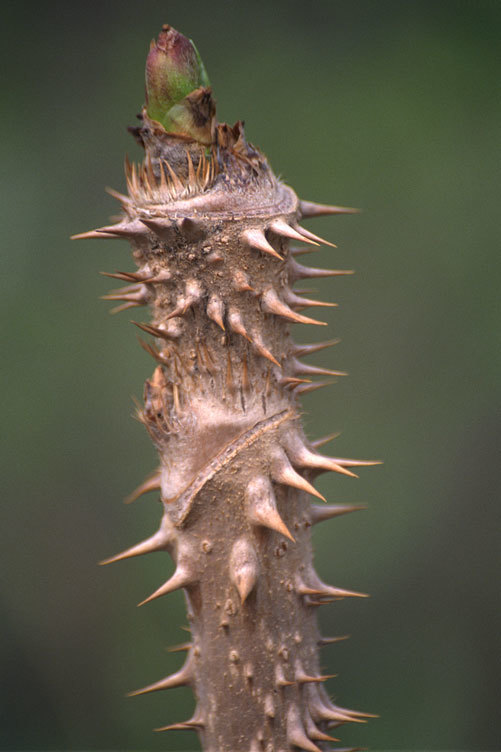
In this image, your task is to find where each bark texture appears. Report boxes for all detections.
[76,74,376,752]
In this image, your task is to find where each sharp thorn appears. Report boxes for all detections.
[163,160,184,192]
[275,663,295,687]
[292,358,348,378]
[286,704,323,752]
[124,470,161,504]
[327,457,383,468]
[285,289,338,310]
[232,270,254,293]
[271,449,325,501]
[295,380,334,395]
[109,301,142,314]
[241,228,283,260]
[294,224,337,248]
[228,307,251,341]
[299,200,360,217]
[289,258,355,280]
[71,229,111,240]
[178,216,206,241]
[131,320,175,341]
[140,217,176,240]
[283,436,361,478]
[154,709,205,732]
[291,245,319,256]
[334,705,380,719]
[245,475,295,542]
[207,295,225,331]
[318,635,351,646]
[127,654,193,697]
[105,186,132,206]
[230,538,259,604]
[310,432,341,449]
[269,218,319,246]
[137,567,194,607]
[250,333,281,367]
[291,339,341,357]
[310,504,367,524]
[299,573,369,599]
[99,514,174,565]
[261,288,327,326]
[167,641,192,653]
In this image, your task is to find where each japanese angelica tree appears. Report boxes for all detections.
[74,24,379,752]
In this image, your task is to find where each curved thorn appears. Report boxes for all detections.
[286,704,323,752]
[291,245,319,257]
[284,289,338,310]
[302,572,369,599]
[292,358,347,378]
[250,332,281,367]
[295,659,336,684]
[241,228,283,260]
[304,708,339,742]
[131,320,175,341]
[232,270,254,292]
[99,518,173,565]
[294,224,337,248]
[306,685,368,727]
[269,218,319,246]
[298,672,337,684]
[163,160,184,192]
[128,653,193,697]
[154,707,205,732]
[166,280,202,321]
[295,380,335,396]
[261,288,327,326]
[271,448,325,501]
[105,186,132,207]
[245,475,295,541]
[207,295,225,331]
[230,538,259,604]
[227,307,251,341]
[283,436,360,478]
[178,216,206,241]
[98,220,149,239]
[137,567,194,607]
[154,722,195,732]
[140,217,176,240]
[280,376,312,389]
[310,432,341,449]
[124,470,161,504]
[275,663,295,687]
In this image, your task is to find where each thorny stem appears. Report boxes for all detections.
[75,24,378,752]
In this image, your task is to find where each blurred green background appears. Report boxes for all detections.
[1,1,500,749]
